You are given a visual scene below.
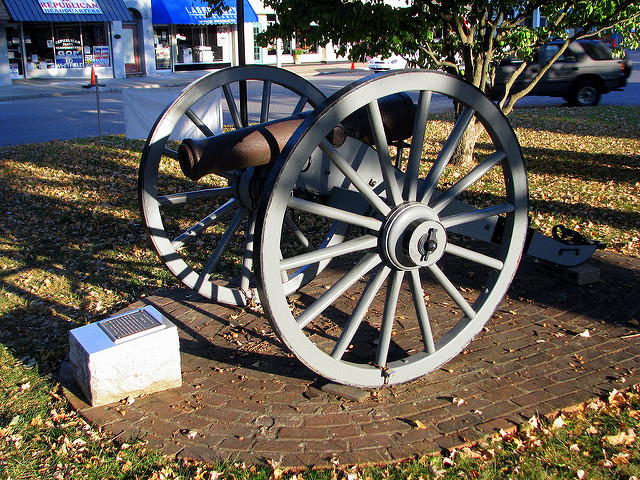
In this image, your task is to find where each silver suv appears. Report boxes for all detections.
[492,40,631,106]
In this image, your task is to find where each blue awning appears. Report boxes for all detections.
[152,0,257,25]
[2,0,132,22]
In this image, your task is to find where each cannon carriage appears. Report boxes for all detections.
[139,65,602,388]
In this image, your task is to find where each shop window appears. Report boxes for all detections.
[54,25,83,68]
[175,25,222,64]
[6,25,23,77]
[23,23,110,71]
[268,39,292,55]
[83,24,110,68]
[297,40,317,54]
[154,28,171,69]
[24,24,56,70]
[253,25,262,62]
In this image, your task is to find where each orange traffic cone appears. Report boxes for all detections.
[351,62,354,70]
[90,66,96,86]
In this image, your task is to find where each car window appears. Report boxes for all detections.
[538,44,575,63]
[581,42,613,60]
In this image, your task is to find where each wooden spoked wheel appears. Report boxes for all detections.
[139,65,327,306]
[256,71,529,387]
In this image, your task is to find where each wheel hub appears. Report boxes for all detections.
[381,202,447,270]
[237,167,264,211]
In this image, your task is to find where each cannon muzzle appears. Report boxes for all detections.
[179,93,416,182]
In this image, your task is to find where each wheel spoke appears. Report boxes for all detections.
[222,83,242,129]
[431,151,506,213]
[445,243,504,270]
[375,269,404,367]
[427,264,476,319]
[404,90,432,201]
[418,107,476,204]
[199,206,247,280]
[288,196,382,231]
[162,146,178,159]
[260,80,272,123]
[185,107,216,137]
[441,203,515,229]
[331,265,391,360]
[292,95,308,114]
[284,214,314,252]
[366,100,403,206]
[296,253,381,329]
[280,235,377,272]
[320,139,391,216]
[171,198,240,249]
[158,186,236,206]
[240,211,256,291]
[409,269,436,353]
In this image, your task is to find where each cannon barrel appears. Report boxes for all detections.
[179,93,416,181]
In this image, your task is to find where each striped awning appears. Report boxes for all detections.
[2,0,133,22]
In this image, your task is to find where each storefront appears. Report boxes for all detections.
[151,0,257,71]
[0,0,132,80]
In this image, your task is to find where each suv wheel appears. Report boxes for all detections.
[570,80,601,107]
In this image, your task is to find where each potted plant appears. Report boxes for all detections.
[292,48,305,64]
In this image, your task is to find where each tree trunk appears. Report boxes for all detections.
[451,116,482,169]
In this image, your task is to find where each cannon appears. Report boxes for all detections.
[139,65,603,388]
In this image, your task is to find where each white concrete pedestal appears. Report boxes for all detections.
[69,306,182,407]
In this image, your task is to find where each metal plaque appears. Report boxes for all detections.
[98,307,165,343]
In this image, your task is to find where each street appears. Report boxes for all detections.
[0,56,638,147]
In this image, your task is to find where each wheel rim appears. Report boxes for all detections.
[139,65,327,306]
[576,85,597,106]
[257,71,529,387]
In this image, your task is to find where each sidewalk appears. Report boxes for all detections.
[61,249,640,468]
[0,62,369,101]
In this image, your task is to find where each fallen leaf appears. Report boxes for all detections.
[579,329,591,338]
[570,443,580,452]
[413,420,428,429]
[186,430,197,439]
[611,452,630,465]
[452,397,466,406]
[552,416,565,430]
[576,469,585,479]
[20,382,31,391]
[604,430,636,446]
[461,446,482,459]
[608,389,626,406]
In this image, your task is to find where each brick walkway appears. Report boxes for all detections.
[62,250,640,468]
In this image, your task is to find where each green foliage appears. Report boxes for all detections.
[260,0,640,111]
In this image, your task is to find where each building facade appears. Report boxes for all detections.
[0,0,349,86]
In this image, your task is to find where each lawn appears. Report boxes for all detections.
[0,105,638,479]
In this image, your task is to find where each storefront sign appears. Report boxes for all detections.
[183,5,237,24]
[217,27,228,45]
[39,0,103,15]
[93,46,110,67]
[55,38,83,68]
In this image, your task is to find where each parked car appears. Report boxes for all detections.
[491,39,631,106]
[368,55,408,72]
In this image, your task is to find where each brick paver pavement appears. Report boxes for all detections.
[62,250,640,468]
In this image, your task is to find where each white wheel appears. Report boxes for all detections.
[256,71,529,387]
[139,66,326,306]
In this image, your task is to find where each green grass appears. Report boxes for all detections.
[1,104,639,478]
